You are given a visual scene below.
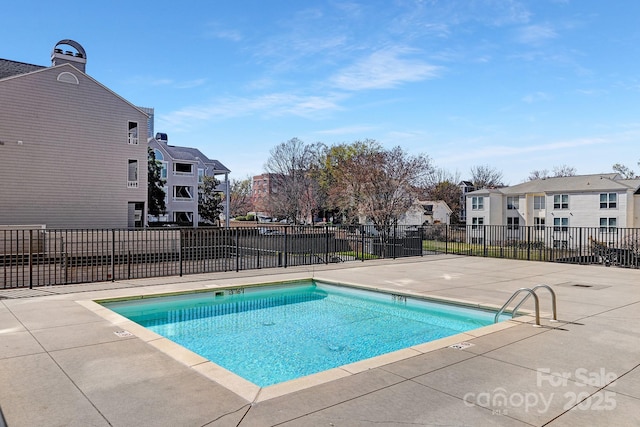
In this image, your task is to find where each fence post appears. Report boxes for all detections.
[111,229,115,281]
[361,225,365,261]
[179,229,183,277]
[579,227,583,264]
[393,224,397,259]
[445,225,449,254]
[325,225,329,265]
[283,227,288,268]
[483,225,487,256]
[235,227,240,272]
[28,229,33,289]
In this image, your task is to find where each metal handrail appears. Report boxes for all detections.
[495,287,541,326]
[511,284,557,322]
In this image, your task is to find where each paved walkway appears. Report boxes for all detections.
[1,256,638,426]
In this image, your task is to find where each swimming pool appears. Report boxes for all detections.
[102,280,508,387]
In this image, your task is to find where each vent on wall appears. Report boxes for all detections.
[57,71,79,84]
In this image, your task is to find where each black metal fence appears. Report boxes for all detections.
[2,224,638,289]
[424,224,640,268]
[1,224,423,289]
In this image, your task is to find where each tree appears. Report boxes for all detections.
[527,169,550,181]
[333,144,433,247]
[419,168,462,223]
[552,164,577,177]
[527,165,577,181]
[612,162,638,179]
[428,181,462,224]
[318,139,383,224]
[264,138,322,224]
[470,164,504,189]
[147,147,166,218]
[198,175,224,225]
[228,177,253,217]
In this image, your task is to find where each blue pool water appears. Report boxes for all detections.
[103,281,504,387]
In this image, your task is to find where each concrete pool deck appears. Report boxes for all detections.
[1,255,639,426]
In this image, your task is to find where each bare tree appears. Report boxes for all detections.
[264,138,322,224]
[552,164,577,177]
[612,163,638,179]
[334,144,433,237]
[228,177,253,217]
[527,165,577,181]
[470,164,504,188]
[527,169,550,181]
[425,167,461,190]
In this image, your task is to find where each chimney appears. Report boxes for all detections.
[51,39,87,73]
[156,132,168,144]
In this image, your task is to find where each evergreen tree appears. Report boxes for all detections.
[147,147,166,217]
[198,175,224,225]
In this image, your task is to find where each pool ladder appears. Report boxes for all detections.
[495,285,557,326]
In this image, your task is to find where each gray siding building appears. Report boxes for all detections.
[149,133,230,226]
[0,40,149,229]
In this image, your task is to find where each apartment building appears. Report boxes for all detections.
[0,40,149,228]
[465,173,640,245]
[149,133,230,226]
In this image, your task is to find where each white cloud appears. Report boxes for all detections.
[158,92,347,130]
[204,21,243,42]
[212,29,243,42]
[522,91,551,103]
[175,79,207,89]
[439,136,609,165]
[517,24,558,45]
[330,47,441,91]
[316,125,378,135]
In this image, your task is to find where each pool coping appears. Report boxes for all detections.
[80,277,543,403]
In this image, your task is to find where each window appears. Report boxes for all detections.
[174,163,193,175]
[600,193,617,209]
[472,196,484,210]
[534,196,545,210]
[553,194,569,209]
[128,121,139,145]
[160,162,167,179]
[534,217,545,230]
[553,217,568,232]
[507,217,519,230]
[600,218,617,232]
[127,160,138,188]
[198,168,205,184]
[174,212,193,224]
[471,217,484,229]
[173,186,193,200]
[507,197,519,210]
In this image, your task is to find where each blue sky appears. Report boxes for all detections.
[3,0,640,184]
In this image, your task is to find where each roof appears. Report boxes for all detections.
[0,58,45,80]
[416,200,453,213]
[467,173,640,196]
[152,139,230,173]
